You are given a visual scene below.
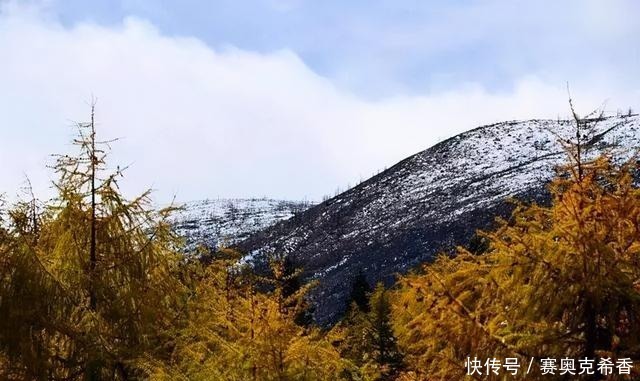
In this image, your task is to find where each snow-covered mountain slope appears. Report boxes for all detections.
[235,115,640,325]
[172,198,313,251]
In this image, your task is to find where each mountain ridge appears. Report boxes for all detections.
[233,114,640,324]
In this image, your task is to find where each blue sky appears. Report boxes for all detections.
[0,0,639,202]
[48,0,640,97]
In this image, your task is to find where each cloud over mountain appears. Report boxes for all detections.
[0,1,638,203]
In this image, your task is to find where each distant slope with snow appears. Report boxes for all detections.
[235,115,640,324]
[172,198,313,251]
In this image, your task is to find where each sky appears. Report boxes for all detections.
[0,0,639,203]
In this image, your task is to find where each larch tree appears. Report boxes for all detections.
[0,105,189,380]
[391,107,640,380]
[154,252,348,381]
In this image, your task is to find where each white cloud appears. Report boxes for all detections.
[0,3,638,203]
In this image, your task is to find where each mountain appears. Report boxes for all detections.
[234,115,640,325]
[172,198,313,251]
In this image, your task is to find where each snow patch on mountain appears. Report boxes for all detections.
[172,198,313,251]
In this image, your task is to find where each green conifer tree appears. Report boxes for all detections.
[368,283,404,380]
[349,270,372,313]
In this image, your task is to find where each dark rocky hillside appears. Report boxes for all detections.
[234,115,640,325]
